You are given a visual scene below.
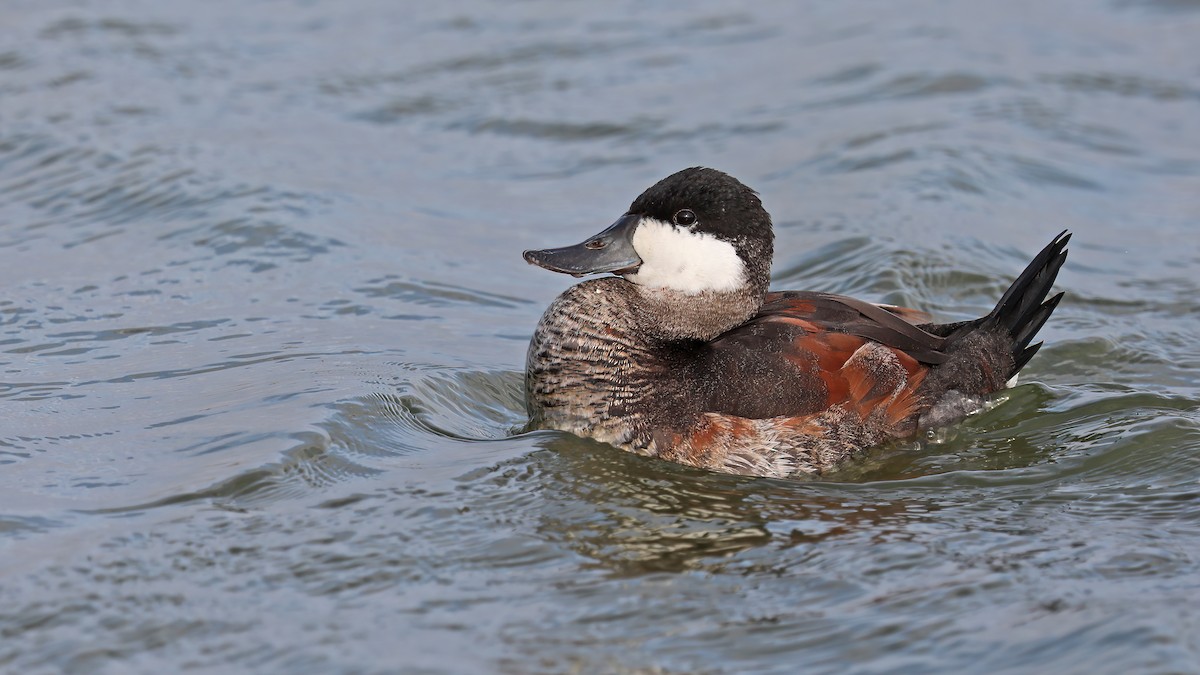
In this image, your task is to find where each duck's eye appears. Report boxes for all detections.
[673,209,697,227]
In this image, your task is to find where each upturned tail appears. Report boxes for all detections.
[978,230,1070,377]
[914,231,1069,430]
[925,231,1070,381]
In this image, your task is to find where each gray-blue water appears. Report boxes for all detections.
[2,1,1199,672]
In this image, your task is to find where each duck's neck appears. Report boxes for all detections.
[628,282,764,342]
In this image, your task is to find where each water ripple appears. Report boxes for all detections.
[0,0,1198,671]
[0,132,340,267]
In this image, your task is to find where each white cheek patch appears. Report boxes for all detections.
[624,217,746,294]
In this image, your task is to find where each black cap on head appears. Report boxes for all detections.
[628,167,773,286]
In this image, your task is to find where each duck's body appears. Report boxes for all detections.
[524,168,1068,478]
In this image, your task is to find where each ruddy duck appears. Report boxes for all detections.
[524,167,1068,478]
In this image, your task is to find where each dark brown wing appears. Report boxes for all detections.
[875,303,933,324]
[695,291,943,421]
[764,291,948,364]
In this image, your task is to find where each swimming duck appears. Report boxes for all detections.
[523,167,1068,478]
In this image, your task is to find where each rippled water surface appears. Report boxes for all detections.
[3,0,1199,672]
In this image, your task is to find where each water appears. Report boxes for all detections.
[2,0,1198,672]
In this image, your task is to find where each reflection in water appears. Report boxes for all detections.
[494,434,935,575]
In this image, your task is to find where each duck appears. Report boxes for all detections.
[523,167,1069,478]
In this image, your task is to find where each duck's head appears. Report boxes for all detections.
[524,167,774,340]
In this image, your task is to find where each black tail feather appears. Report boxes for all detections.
[983,231,1070,375]
[1013,291,1064,350]
[1012,341,1042,374]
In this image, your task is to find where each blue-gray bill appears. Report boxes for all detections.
[523,213,643,277]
